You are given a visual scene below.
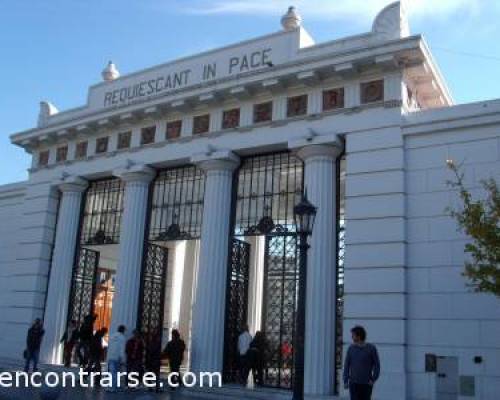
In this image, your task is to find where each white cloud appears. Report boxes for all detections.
[181,0,482,22]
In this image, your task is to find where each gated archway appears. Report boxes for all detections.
[224,152,303,389]
[67,178,124,339]
[138,165,205,364]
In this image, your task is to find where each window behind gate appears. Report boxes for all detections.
[80,178,125,245]
[148,166,205,241]
[234,152,303,236]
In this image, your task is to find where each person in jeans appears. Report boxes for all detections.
[237,325,252,385]
[106,325,127,392]
[24,318,45,372]
[343,326,380,400]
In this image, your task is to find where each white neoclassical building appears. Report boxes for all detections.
[0,2,499,399]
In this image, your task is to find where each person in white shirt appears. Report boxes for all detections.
[106,325,127,392]
[237,324,252,385]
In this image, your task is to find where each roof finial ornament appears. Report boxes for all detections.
[281,6,302,31]
[37,101,58,128]
[102,60,120,82]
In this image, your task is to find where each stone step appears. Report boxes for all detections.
[181,385,293,400]
[181,385,342,400]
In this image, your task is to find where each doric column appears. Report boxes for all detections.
[40,176,88,364]
[109,164,155,336]
[291,136,343,396]
[190,150,239,374]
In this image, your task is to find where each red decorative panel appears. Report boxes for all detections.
[96,137,109,154]
[193,114,210,135]
[141,126,156,145]
[286,94,308,118]
[56,145,68,162]
[361,80,384,104]
[253,101,272,123]
[323,88,345,111]
[166,120,182,139]
[222,108,240,129]
[75,141,88,159]
[117,131,131,149]
[38,150,50,166]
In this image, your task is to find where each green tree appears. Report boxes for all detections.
[446,160,500,296]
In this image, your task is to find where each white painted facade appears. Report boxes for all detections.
[1,2,499,399]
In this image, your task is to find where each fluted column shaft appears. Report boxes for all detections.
[41,177,88,364]
[190,152,239,374]
[109,166,155,336]
[298,144,342,396]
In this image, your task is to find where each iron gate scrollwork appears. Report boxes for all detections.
[80,178,124,245]
[223,238,251,382]
[138,242,169,361]
[262,234,299,389]
[149,166,205,241]
[67,247,100,330]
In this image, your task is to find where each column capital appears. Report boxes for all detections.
[114,163,156,183]
[57,176,88,193]
[191,150,240,172]
[288,132,344,161]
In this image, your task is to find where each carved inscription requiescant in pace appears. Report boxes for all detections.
[103,48,272,107]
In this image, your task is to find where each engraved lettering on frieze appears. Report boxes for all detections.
[102,48,273,107]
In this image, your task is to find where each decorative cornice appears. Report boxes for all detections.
[57,176,88,193]
[113,162,156,183]
[11,36,431,147]
[191,150,240,172]
[288,132,344,161]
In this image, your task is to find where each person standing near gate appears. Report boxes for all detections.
[106,325,127,393]
[60,320,79,367]
[126,329,145,387]
[248,331,266,386]
[343,325,380,400]
[87,328,107,379]
[237,324,252,385]
[24,318,45,372]
[77,314,96,367]
[163,329,186,389]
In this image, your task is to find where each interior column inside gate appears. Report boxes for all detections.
[40,176,88,364]
[109,164,155,336]
[190,150,239,374]
[291,136,343,396]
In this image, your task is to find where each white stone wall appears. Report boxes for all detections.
[343,110,408,399]
[0,179,59,360]
[343,101,500,400]
[404,117,500,400]
[0,183,26,355]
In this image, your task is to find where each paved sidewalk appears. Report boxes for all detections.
[0,385,202,400]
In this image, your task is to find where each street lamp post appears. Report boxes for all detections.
[293,192,317,400]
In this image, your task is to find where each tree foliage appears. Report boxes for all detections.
[446,160,500,296]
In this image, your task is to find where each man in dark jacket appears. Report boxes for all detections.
[163,329,186,388]
[343,325,380,400]
[24,318,45,372]
[126,329,145,386]
[60,320,79,367]
[77,314,96,366]
[86,328,107,377]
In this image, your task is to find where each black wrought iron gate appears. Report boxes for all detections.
[223,238,251,382]
[138,242,169,359]
[67,247,100,329]
[262,234,299,389]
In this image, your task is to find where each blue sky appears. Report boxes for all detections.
[1,0,499,185]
